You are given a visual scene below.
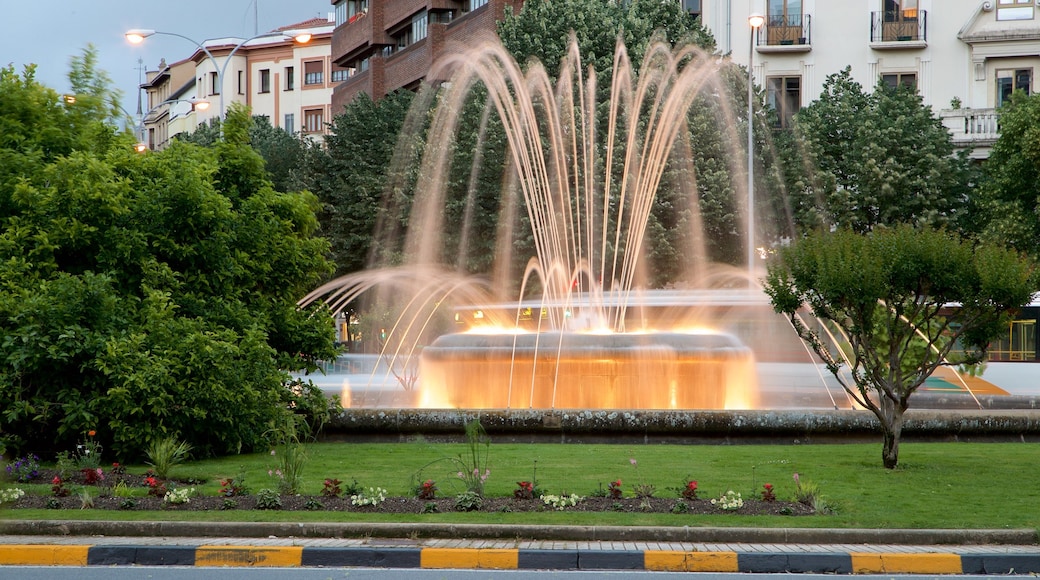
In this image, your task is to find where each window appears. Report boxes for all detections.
[997,0,1033,21]
[767,0,803,44]
[412,11,428,43]
[334,0,347,26]
[304,108,324,133]
[683,0,702,18]
[238,70,244,94]
[467,0,488,10]
[284,113,295,134]
[210,71,220,96]
[997,69,1032,105]
[285,66,295,90]
[331,65,351,82]
[259,69,271,93]
[357,57,370,73]
[347,0,368,23]
[881,0,920,41]
[882,72,917,90]
[304,60,324,86]
[767,76,800,128]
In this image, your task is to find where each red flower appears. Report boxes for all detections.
[51,476,62,485]
[686,480,698,490]
[145,476,158,487]
[764,483,773,490]
[87,430,96,437]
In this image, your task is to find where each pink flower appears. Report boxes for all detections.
[629,458,637,466]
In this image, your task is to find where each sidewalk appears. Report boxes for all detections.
[1,521,1039,574]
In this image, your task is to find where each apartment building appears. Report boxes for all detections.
[703,0,1040,158]
[329,0,525,111]
[141,16,340,148]
[140,57,200,150]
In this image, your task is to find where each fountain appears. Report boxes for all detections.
[298,36,1023,418]
[299,35,783,411]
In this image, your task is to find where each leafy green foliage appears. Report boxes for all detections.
[765,226,1034,467]
[792,68,973,233]
[0,57,337,460]
[975,91,1040,261]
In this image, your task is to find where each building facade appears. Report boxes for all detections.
[141,16,340,147]
[703,0,1040,158]
[329,0,525,112]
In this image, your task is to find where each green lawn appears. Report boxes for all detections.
[5,441,1038,530]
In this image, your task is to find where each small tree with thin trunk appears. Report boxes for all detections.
[764,226,1034,468]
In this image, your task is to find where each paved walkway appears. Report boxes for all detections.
[1,522,1039,574]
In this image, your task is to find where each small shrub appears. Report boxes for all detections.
[113,481,134,498]
[793,473,820,506]
[51,476,70,498]
[221,499,239,511]
[514,481,534,500]
[145,437,192,480]
[454,491,484,512]
[119,498,137,510]
[5,454,40,483]
[610,501,624,512]
[633,483,655,499]
[81,467,104,485]
[219,477,249,497]
[143,476,167,498]
[350,487,388,507]
[671,500,690,514]
[607,479,623,499]
[679,480,699,500]
[304,498,325,511]
[421,502,438,514]
[416,479,438,500]
[540,493,583,511]
[0,488,25,504]
[110,462,126,475]
[78,487,95,509]
[76,431,103,470]
[342,478,363,496]
[255,488,282,510]
[761,483,776,502]
[46,498,62,510]
[711,490,743,511]
[55,451,76,480]
[321,478,342,498]
[163,487,195,505]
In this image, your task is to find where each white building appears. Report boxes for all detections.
[141,15,341,147]
[696,0,1040,158]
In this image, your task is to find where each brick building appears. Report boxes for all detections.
[330,0,525,112]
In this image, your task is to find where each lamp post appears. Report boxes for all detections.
[125,28,311,122]
[747,12,765,284]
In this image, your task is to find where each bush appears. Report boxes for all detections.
[255,488,282,510]
[454,491,483,512]
[145,437,192,480]
[4,455,40,483]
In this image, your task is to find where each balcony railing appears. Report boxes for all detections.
[758,14,811,46]
[870,10,927,43]
[940,107,1000,158]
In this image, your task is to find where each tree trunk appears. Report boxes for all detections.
[879,397,905,469]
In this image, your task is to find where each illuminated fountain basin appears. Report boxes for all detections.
[419,331,757,410]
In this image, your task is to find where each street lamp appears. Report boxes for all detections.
[747,12,765,284]
[125,28,312,121]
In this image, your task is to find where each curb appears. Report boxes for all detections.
[2,520,1036,546]
[2,544,1040,573]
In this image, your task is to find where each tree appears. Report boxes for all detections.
[974,91,1040,260]
[764,226,1034,468]
[793,67,973,233]
[0,59,336,459]
[177,114,305,194]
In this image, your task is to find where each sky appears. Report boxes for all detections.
[0,0,332,118]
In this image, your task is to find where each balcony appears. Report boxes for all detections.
[940,108,999,159]
[870,10,927,49]
[756,14,811,53]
